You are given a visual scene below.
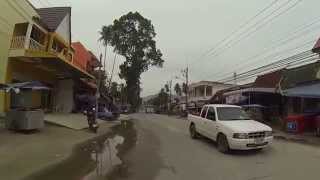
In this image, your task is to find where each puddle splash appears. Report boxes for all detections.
[24,121,137,180]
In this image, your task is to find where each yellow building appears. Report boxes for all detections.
[0,0,39,115]
[0,0,94,115]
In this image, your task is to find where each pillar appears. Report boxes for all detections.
[24,23,33,49]
[204,85,207,97]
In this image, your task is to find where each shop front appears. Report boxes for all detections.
[279,62,320,133]
[6,55,94,114]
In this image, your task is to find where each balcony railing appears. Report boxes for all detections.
[10,36,45,51]
[29,38,45,51]
[10,36,25,49]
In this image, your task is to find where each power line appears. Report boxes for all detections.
[200,0,280,59]
[209,0,302,58]
[204,26,319,81]
[231,39,315,73]
[201,24,319,82]
[200,1,319,81]
[219,51,315,82]
[217,50,318,83]
[218,50,314,82]
[206,39,315,81]
[224,56,319,83]
[188,0,280,65]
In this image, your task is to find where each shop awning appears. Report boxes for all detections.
[281,83,320,98]
[0,81,50,92]
[223,88,276,96]
[11,57,94,79]
[43,57,95,79]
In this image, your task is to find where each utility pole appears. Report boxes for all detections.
[96,54,103,119]
[233,72,237,86]
[167,80,172,114]
[181,66,189,112]
[186,67,189,112]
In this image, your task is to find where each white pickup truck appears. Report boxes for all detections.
[188,104,273,153]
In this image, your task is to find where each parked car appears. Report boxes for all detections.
[188,104,273,153]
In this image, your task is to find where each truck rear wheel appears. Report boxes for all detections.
[189,124,199,139]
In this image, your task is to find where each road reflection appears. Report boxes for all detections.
[23,120,137,180]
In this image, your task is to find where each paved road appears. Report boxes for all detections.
[119,113,320,180]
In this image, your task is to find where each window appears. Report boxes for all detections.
[206,86,212,96]
[216,107,250,121]
[201,106,208,118]
[206,107,216,121]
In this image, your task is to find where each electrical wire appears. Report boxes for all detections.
[217,51,318,83]
[200,0,280,59]
[218,51,315,82]
[200,14,320,81]
[206,39,315,81]
[222,56,319,83]
[209,0,302,58]
[218,50,314,82]
[187,0,281,66]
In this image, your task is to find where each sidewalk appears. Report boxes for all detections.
[272,127,320,146]
[0,116,121,180]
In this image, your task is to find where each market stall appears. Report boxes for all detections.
[0,81,50,131]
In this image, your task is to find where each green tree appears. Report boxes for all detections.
[100,12,164,112]
[110,82,119,99]
[174,83,182,96]
[182,83,188,95]
[119,83,127,105]
[164,84,169,93]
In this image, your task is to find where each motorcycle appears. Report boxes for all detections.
[84,107,99,133]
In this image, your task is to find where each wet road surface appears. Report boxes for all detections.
[24,113,320,180]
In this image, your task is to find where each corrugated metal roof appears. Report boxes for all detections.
[312,38,320,53]
[281,62,320,89]
[37,7,71,32]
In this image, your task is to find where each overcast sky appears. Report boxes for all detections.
[30,0,320,96]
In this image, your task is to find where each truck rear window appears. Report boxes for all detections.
[216,107,250,121]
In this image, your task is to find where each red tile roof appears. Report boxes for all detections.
[72,42,91,71]
[253,70,283,88]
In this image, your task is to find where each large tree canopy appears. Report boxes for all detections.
[100,12,164,111]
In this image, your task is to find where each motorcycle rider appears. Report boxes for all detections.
[85,94,99,133]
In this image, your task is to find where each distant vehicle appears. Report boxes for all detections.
[120,105,130,114]
[97,108,114,120]
[188,104,273,153]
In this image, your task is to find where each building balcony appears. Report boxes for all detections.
[8,23,94,79]
[9,35,74,63]
[10,36,46,52]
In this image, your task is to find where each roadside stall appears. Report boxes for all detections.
[0,81,50,131]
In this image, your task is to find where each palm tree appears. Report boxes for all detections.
[174,83,182,96]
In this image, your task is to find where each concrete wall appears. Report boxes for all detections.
[54,79,74,113]
[189,83,233,103]
[0,0,38,115]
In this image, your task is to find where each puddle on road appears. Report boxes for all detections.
[82,135,124,180]
[24,121,137,180]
